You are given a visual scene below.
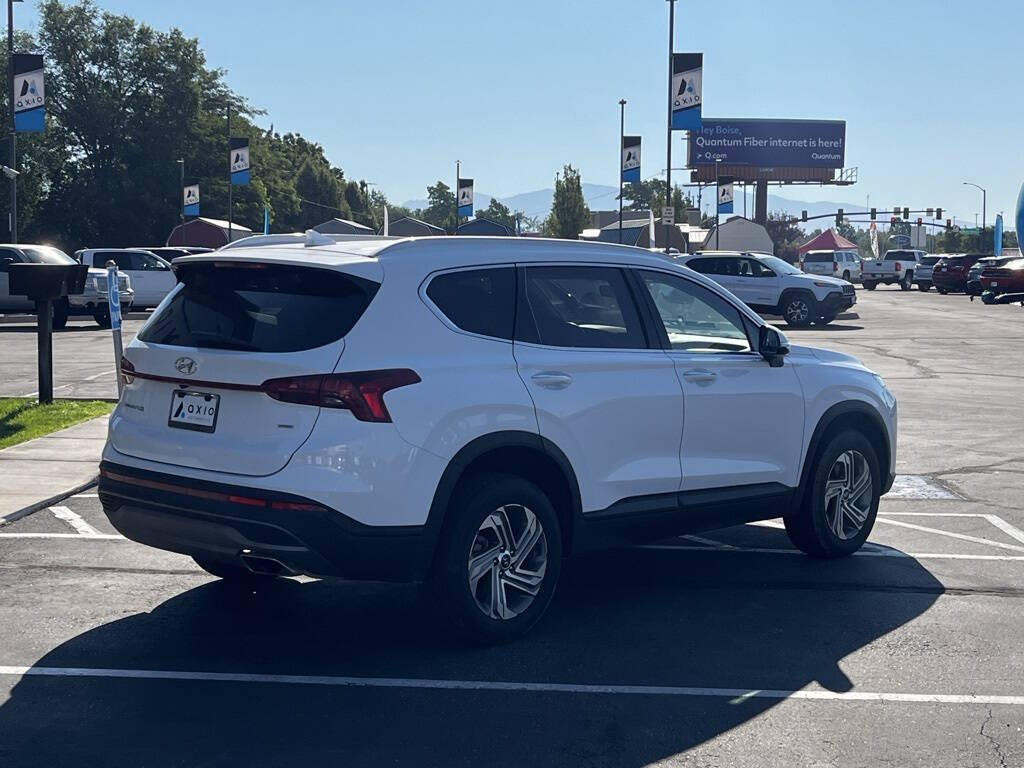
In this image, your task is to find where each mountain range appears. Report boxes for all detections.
[404,185,874,229]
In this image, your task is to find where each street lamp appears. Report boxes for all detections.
[963,181,987,251]
[618,98,626,244]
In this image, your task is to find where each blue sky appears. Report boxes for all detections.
[14,0,1023,225]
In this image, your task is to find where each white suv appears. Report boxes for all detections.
[677,251,856,327]
[100,236,897,643]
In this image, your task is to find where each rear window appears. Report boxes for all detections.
[885,250,916,261]
[920,257,942,266]
[19,246,75,265]
[803,253,833,263]
[138,263,378,353]
[426,267,515,340]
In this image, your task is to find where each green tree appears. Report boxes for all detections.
[420,181,456,231]
[474,198,515,228]
[836,219,857,241]
[765,211,806,263]
[542,164,589,239]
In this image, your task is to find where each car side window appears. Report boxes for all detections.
[638,270,752,353]
[426,267,515,340]
[96,251,133,271]
[718,258,740,277]
[134,252,169,271]
[518,266,647,349]
[0,248,20,273]
[686,258,717,275]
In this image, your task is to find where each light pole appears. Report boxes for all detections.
[963,181,986,251]
[663,0,675,255]
[177,159,184,224]
[715,158,721,249]
[618,98,625,244]
[7,0,17,243]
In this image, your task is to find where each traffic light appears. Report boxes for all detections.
[836,208,843,227]
[936,207,942,219]
[917,218,923,226]
[890,216,898,225]
[927,208,934,217]
[870,207,877,221]
[801,210,807,222]
[903,207,910,220]
[946,218,951,229]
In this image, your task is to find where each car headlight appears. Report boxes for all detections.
[813,281,835,288]
[873,374,896,410]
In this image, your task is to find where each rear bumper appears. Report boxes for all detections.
[98,461,436,582]
[932,274,967,291]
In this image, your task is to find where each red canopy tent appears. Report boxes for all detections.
[798,228,858,254]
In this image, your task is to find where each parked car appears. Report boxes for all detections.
[0,243,133,328]
[800,249,862,282]
[931,254,979,294]
[966,256,1014,296]
[979,258,1024,304]
[677,250,856,327]
[134,247,196,262]
[861,249,925,290]
[76,248,175,309]
[99,237,896,642]
[913,255,943,292]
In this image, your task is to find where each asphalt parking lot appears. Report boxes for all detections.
[2,288,1023,767]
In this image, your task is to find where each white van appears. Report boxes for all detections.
[801,249,862,282]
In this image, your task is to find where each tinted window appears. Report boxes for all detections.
[686,258,718,274]
[519,266,646,349]
[95,251,134,270]
[0,248,21,272]
[738,257,775,277]
[885,250,917,261]
[639,270,751,353]
[138,263,378,353]
[920,256,942,266]
[426,267,514,340]
[18,246,75,265]
[132,252,170,271]
[803,253,833,263]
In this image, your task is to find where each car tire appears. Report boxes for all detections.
[193,556,281,584]
[842,270,850,281]
[981,291,996,305]
[917,281,931,292]
[863,281,877,291]
[429,472,562,645]
[937,287,948,295]
[52,299,69,330]
[781,292,816,328]
[784,429,881,558]
[900,271,913,291]
[93,310,111,328]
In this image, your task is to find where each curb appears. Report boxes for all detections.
[0,475,99,525]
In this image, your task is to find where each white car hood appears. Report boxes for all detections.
[793,273,847,290]
[804,345,868,369]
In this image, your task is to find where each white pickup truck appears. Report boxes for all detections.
[861,249,925,291]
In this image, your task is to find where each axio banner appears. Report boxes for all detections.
[621,136,641,184]
[994,214,1003,257]
[13,54,45,133]
[183,184,200,217]
[688,119,846,168]
[230,138,250,185]
[670,53,702,131]
[717,177,734,215]
[457,178,474,218]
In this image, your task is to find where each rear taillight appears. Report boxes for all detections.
[894,262,902,271]
[120,356,135,384]
[833,261,838,272]
[262,369,421,422]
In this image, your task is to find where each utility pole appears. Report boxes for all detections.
[455,160,460,233]
[7,0,17,243]
[963,181,987,252]
[715,158,721,249]
[663,0,675,255]
[227,105,232,241]
[177,159,184,224]
[618,98,626,244]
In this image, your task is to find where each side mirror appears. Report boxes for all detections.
[758,325,789,368]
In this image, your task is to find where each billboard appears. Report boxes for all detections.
[688,119,846,168]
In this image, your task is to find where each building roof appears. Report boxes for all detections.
[313,218,375,235]
[798,228,858,253]
[456,217,514,236]
[386,217,446,236]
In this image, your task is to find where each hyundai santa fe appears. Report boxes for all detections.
[100,235,897,643]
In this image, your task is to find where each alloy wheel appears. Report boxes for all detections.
[786,299,810,323]
[467,504,548,620]
[823,450,873,540]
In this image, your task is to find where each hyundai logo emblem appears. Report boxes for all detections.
[175,357,197,376]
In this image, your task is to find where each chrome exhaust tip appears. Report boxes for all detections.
[239,551,294,576]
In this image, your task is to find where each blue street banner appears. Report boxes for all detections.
[671,53,702,131]
[230,138,250,185]
[717,177,734,215]
[621,135,641,184]
[183,183,200,217]
[688,119,846,168]
[264,206,270,235]
[13,53,45,133]
[994,214,1003,257]
[457,178,474,218]
[106,265,122,331]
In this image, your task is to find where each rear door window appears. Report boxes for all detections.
[517,266,647,349]
[138,262,378,353]
[426,267,515,340]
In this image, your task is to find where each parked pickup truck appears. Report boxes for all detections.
[861,249,925,291]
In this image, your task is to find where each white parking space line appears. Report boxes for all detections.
[48,506,102,537]
[641,543,1024,562]
[18,369,114,398]
[0,665,1020,705]
[875,518,1024,554]
[0,532,124,540]
[71,493,99,499]
[886,475,958,499]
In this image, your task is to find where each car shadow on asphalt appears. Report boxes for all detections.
[0,532,942,767]
[0,324,100,334]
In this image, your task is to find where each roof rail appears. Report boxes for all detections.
[217,232,403,251]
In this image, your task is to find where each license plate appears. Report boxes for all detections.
[991,281,999,287]
[168,390,220,433]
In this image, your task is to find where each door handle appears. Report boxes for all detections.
[531,371,573,390]
[682,369,717,383]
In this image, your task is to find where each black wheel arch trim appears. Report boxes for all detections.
[799,401,893,496]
